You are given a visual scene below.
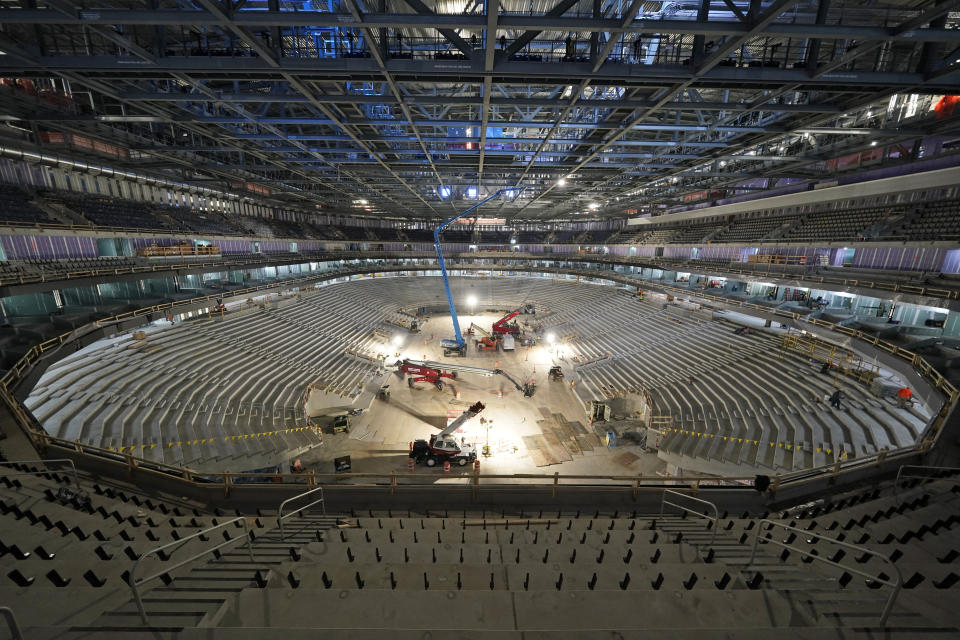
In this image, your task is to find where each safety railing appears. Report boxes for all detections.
[0,607,23,640]
[748,519,903,627]
[128,517,254,626]
[896,464,960,483]
[659,489,719,547]
[0,458,81,488]
[894,465,960,496]
[0,249,393,287]
[277,486,326,541]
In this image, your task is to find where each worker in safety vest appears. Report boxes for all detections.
[897,387,913,409]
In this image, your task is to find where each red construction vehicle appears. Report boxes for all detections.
[396,359,457,390]
[492,309,522,336]
[469,323,498,350]
[410,401,484,467]
[395,359,537,397]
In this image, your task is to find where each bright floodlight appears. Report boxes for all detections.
[588,202,599,210]
[557,177,567,187]
[392,335,404,346]
[467,295,478,307]
[438,186,452,199]
[546,333,556,344]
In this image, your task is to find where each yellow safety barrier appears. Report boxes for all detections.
[108,426,318,453]
[664,426,831,454]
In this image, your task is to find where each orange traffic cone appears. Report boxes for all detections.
[443,460,451,474]
[474,459,480,472]
[497,389,503,399]
[408,458,415,472]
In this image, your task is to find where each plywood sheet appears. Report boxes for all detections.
[576,434,600,451]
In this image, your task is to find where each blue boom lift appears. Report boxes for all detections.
[434,188,523,356]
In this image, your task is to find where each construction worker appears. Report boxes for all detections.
[829,390,843,410]
[897,387,913,409]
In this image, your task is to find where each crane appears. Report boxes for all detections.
[492,309,523,336]
[396,359,459,390]
[468,322,498,350]
[409,401,485,467]
[434,187,525,357]
[394,359,536,397]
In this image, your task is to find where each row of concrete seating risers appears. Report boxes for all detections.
[575,314,737,390]
[259,305,379,380]
[213,305,369,384]
[32,284,404,460]
[151,310,365,461]
[334,528,703,549]
[754,528,959,584]
[647,340,804,470]
[0,496,222,580]
[293,298,401,358]
[1,482,221,536]
[210,314,372,413]
[268,562,750,592]
[576,314,718,375]
[41,322,314,463]
[653,334,908,469]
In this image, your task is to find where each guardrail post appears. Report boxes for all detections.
[308,470,316,487]
[633,477,640,501]
[390,472,397,496]
[125,453,137,475]
[224,471,232,498]
[876,450,887,466]
[552,472,559,498]
[771,473,781,495]
[472,468,480,501]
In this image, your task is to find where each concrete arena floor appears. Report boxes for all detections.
[296,313,661,483]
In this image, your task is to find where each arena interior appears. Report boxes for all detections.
[0,0,958,636]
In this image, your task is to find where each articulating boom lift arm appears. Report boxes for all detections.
[434,187,525,354]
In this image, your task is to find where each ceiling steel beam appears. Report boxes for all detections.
[810,0,960,80]
[400,0,475,59]
[1,57,954,90]
[498,0,581,61]
[3,11,959,43]
[514,0,803,215]
[110,92,845,112]
[477,0,500,178]
[342,0,449,209]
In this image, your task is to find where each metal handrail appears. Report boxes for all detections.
[128,517,254,626]
[277,486,326,541]
[659,489,719,547]
[0,458,81,488]
[896,465,960,484]
[0,607,23,640]
[748,519,903,627]
[894,465,960,496]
